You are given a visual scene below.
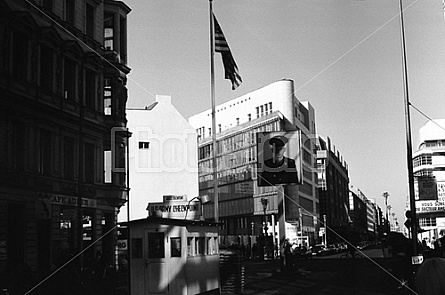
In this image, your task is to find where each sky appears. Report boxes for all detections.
[123,0,445,225]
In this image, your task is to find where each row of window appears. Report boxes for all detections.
[196,102,273,138]
[198,120,280,161]
[0,119,127,186]
[413,155,433,168]
[131,234,218,259]
[9,28,124,116]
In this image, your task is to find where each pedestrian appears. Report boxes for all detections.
[251,243,258,260]
[415,257,445,295]
[283,239,292,272]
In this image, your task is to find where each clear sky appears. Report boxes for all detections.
[123,0,445,225]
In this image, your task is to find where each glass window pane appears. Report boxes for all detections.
[171,237,181,257]
[148,233,164,258]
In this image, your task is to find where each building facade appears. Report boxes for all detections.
[0,0,131,290]
[189,79,319,248]
[122,95,199,222]
[316,136,350,245]
[413,119,445,240]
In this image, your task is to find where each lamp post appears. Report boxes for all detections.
[323,214,327,246]
[185,195,211,220]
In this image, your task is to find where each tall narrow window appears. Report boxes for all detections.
[85,69,96,109]
[84,143,95,184]
[65,0,75,25]
[86,3,95,38]
[40,45,54,92]
[104,77,112,115]
[12,122,25,170]
[42,0,53,12]
[119,16,127,63]
[63,136,75,180]
[39,129,52,175]
[12,31,28,79]
[104,13,114,50]
[64,58,76,101]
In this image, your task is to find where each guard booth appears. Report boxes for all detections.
[128,216,220,295]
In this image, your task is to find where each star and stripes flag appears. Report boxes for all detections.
[213,14,242,90]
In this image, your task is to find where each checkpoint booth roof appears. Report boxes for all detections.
[126,216,220,295]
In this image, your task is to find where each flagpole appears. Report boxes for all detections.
[399,0,418,256]
[209,0,219,223]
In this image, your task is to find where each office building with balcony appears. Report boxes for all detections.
[0,0,131,289]
[188,79,319,248]
[413,119,445,240]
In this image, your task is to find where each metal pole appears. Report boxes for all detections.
[209,0,219,223]
[399,0,418,256]
[323,214,327,246]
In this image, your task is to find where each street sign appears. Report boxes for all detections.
[411,255,424,265]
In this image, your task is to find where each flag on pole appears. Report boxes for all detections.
[213,14,242,90]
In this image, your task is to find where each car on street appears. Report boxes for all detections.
[310,244,326,256]
[292,245,312,259]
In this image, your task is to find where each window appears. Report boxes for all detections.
[195,237,205,255]
[40,45,54,92]
[104,13,114,50]
[39,129,52,175]
[12,31,28,79]
[65,0,75,25]
[131,238,142,258]
[64,58,76,101]
[248,114,251,121]
[63,136,75,180]
[12,122,25,170]
[170,238,181,257]
[119,16,127,63]
[85,69,96,109]
[104,77,112,115]
[42,0,53,12]
[86,3,95,38]
[84,142,95,184]
[148,233,164,258]
[187,237,193,256]
[139,142,149,149]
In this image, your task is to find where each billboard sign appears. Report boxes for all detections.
[257,131,302,186]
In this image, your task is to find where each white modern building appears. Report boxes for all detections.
[189,79,319,249]
[119,95,199,221]
[413,119,445,240]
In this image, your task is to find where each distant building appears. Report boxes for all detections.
[123,95,199,221]
[316,136,350,244]
[189,79,319,247]
[413,119,445,240]
[0,0,131,289]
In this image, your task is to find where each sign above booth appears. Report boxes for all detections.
[147,201,201,220]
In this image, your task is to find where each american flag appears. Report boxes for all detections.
[213,14,242,90]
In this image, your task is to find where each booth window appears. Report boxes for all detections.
[170,237,181,257]
[187,237,193,256]
[131,238,142,258]
[195,237,205,255]
[148,233,164,258]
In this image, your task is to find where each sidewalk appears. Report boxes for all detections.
[239,257,408,295]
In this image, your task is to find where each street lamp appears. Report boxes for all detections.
[185,195,211,220]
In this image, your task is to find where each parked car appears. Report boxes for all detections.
[310,244,326,256]
[292,246,312,259]
[325,244,338,255]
